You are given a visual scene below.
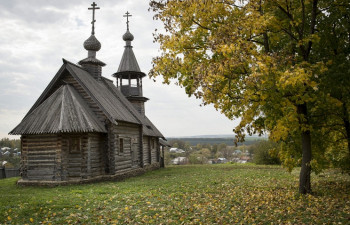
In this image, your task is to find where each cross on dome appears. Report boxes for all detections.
[122,11,134,42]
[123,11,132,31]
[88,2,100,35]
[79,1,105,68]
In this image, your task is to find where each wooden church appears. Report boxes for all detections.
[10,3,167,185]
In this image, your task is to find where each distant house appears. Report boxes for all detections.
[3,151,10,156]
[1,147,11,152]
[172,157,188,165]
[238,156,251,163]
[233,150,242,155]
[217,158,228,164]
[169,148,185,154]
[208,158,228,164]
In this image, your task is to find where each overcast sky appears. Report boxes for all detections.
[0,0,240,139]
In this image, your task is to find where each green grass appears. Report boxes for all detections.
[1,164,349,224]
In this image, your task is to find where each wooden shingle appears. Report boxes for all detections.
[10,85,106,135]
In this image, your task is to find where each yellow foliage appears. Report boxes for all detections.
[150,0,350,177]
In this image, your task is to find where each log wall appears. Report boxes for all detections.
[61,133,85,180]
[87,133,105,178]
[61,133,106,180]
[150,137,157,163]
[21,134,60,181]
[21,132,106,181]
[112,122,142,172]
[143,136,150,165]
[143,136,160,165]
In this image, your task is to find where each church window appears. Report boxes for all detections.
[119,138,124,153]
[69,138,80,153]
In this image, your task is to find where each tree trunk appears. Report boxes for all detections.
[342,103,350,156]
[299,129,312,194]
[298,104,312,194]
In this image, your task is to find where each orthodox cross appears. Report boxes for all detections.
[123,11,132,31]
[88,2,100,35]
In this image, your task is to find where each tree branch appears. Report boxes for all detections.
[192,19,211,30]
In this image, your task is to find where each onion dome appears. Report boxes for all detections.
[123,30,134,42]
[84,35,101,51]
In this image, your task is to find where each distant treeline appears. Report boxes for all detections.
[167,137,266,146]
[0,138,20,149]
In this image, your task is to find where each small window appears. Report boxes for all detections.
[69,138,80,153]
[119,138,124,153]
[130,79,138,87]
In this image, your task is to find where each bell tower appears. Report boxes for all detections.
[113,11,148,115]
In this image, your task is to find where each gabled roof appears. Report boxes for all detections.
[68,61,164,137]
[66,62,141,125]
[10,85,106,135]
[11,59,164,138]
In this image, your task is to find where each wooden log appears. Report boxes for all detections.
[28,175,55,180]
[27,169,54,176]
[27,164,56,169]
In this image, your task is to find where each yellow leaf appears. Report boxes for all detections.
[7,216,11,221]
[30,218,34,223]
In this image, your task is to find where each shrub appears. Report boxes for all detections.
[251,140,281,165]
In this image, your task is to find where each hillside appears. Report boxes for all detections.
[167,135,267,146]
[1,164,349,224]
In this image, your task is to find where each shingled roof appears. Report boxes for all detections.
[114,28,146,79]
[117,45,141,73]
[10,59,163,138]
[116,45,146,78]
[66,62,140,125]
[10,85,106,135]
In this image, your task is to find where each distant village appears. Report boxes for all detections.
[1,147,21,157]
[165,138,262,166]
[0,138,21,168]
[0,139,21,179]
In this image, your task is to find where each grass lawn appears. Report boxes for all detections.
[0,164,349,224]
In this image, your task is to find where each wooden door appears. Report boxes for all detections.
[131,138,138,167]
[67,138,82,180]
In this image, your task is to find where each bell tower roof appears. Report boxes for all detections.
[113,11,145,79]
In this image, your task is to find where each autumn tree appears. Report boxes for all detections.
[311,2,350,173]
[149,0,350,193]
